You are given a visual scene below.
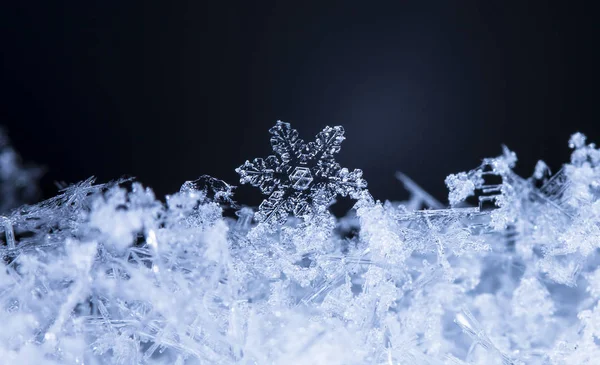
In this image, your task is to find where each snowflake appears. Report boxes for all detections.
[236,121,367,223]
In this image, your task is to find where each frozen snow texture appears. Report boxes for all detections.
[1,125,600,364]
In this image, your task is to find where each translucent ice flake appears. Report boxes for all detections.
[236,121,367,224]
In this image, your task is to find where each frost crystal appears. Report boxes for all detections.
[236,121,367,223]
[2,127,600,365]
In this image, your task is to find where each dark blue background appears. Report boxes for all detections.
[1,2,599,208]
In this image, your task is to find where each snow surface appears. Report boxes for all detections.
[1,123,600,364]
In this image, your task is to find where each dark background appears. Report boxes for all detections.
[1,2,599,209]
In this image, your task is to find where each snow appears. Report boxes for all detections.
[1,124,600,364]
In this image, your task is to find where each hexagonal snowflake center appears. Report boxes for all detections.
[289,167,313,190]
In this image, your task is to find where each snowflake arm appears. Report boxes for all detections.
[235,156,280,195]
[308,125,345,167]
[269,121,304,164]
[255,190,288,224]
[332,167,367,197]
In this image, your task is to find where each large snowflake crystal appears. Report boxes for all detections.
[236,121,367,223]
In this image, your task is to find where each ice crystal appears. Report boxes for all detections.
[236,121,367,223]
[2,125,600,365]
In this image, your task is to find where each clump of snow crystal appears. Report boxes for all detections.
[1,122,600,365]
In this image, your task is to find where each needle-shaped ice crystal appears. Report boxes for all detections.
[236,121,367,224]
